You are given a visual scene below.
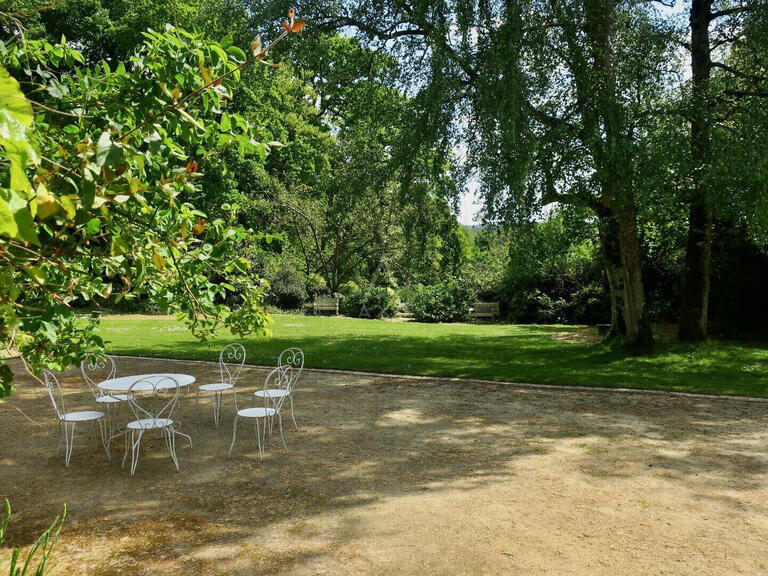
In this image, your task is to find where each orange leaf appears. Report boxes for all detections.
[282,21,290,31]
[291,19,306,32]
[193,218,206,236]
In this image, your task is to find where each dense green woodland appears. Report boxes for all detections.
[0,0,767,390]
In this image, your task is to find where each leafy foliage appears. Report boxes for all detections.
[340,283,400,318]
[409,281,474,323]
[266,259,307,310]
[0,20,303,388]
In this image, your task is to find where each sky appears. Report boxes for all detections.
[457,180,480,225]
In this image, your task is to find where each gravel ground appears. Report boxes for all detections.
[1,356,768,575]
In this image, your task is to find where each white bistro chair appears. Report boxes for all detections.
[42,370,110,467]
[229,366,290,460]
[254,347,303,429]
[196,343,245,427]
[81,354,130,437]
[123,375,191,476]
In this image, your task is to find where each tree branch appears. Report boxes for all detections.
[711,61,768,84]
[710,5,755,20]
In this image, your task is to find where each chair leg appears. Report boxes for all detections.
[278,413,287,453]
[228,415,239,458]
[122,429,130,468]
[289,395,297,430]
[130,429,143,476]
[166,427,179,471]
[213,391,221,427]
[256,417,264,461]
[64,422,75,467]
[174,427,193,448]
[104,403,112,439]
[98,418,110,461]
[56,420,62,457]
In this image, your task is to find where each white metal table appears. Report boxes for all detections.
[97,373,196,393]
[97,373,196,447]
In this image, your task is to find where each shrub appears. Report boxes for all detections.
[307,273,329,297]
[338,280,359,296]
[341,284,400,318]
[410,282,475,323]
[267,266,307,310]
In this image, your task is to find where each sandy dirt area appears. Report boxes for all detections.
[1,356,768,575]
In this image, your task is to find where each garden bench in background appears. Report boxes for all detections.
[469,301,499,322]
[313,296,339,315]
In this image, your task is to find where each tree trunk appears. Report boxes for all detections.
[679,0,713,341]
[616,207,654,350]
[597,211,626,337]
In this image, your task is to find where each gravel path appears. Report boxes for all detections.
[2,357,767,575]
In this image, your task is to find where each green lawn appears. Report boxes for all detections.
[97,314,768,397]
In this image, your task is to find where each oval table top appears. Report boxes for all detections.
[97,373,196,393]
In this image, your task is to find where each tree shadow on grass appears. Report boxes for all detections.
[109,329,768,397]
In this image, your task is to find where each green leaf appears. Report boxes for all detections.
[35,184,58,219]
[26,265,47,285]
[82,179,95,209]
[59,195,76,219]
[85,217,100,235]
[42,321,57,342]
[95,131,122,167]
[110,236,130,256]
[0,138,32,191]
[0,65,34,141]
[0,188,40,245]
[0,364,14,398]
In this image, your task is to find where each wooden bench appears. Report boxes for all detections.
[469,301,499,322]
[596,323,611,337]
[313,296,339,315]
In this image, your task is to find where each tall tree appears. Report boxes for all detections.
[679,0,768,340]
[287,0,675,348]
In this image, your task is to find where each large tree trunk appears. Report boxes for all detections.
[679,0,713,341]
[616,206,654,350]
[597,211,626,337]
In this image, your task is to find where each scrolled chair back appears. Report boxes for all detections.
[219,343,246,385]
[127,375,180,426]
[41,369,65,420]
[80,353,117,399]
[263,365,292,411]
[278,348,304,390]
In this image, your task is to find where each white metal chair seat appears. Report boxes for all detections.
[254,388,289,399]
[229,367,290,460]
[123,375,189,476]
[198,382,234,392]
[96,393,131,404]
[126,418,174,430]
[197,343,245,427]
[61,410,105,422]
[236,406,276,419]
[42,370,110,467]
